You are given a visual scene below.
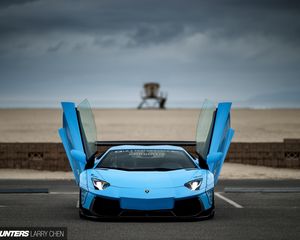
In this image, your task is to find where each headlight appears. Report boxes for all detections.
[92,178,110,190]
[184,179,202,191]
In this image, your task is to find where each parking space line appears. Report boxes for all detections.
[0,191,78,195]
[224,187,300,193]
[0,188,48,194]
[49,192,78,195]
[215,192,243,208]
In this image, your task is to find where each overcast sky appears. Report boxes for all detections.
[0,0,299,108]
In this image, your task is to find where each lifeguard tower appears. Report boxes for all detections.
[137,82,167,109]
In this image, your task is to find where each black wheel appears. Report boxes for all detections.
[208,190,215,219]
[79,209,89,219]
[79,209,85,219]
[79,189,82,216]
[78,189,93,219]
[207,208,215,219]
[79,189,81,206]
[212,189,215,208]
[202,189,215,220]
[78,189,86,219]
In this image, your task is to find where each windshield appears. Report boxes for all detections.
[96,149,197,171]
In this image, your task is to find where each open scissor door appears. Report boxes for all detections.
[58,99,97,184]
[196,100,234,184]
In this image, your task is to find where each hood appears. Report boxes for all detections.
[88,168,207,188]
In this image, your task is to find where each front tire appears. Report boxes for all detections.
[208,190,215,219]
[79,189,87,219]
[207,208,215,219]
[79,189,83,218]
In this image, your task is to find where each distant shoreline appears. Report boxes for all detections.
[1,108,300,143]
[0,107,300,110]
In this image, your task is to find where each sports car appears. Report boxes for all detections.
[58,99,234,219]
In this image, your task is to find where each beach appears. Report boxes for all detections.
[1,163,299,179]
[0,108,300,142]
[1,108,300,178]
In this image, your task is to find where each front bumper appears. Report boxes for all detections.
[80,189,214,219]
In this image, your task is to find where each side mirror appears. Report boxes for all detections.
[206,152,223,173]
[71,149,86,166]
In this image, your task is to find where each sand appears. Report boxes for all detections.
[1,108,300,179]
[0,108,300,142]
[0,163,299,180]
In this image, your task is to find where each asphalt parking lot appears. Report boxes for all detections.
[0,179,299,240]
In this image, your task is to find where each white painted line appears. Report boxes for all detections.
[215,192,243,208]
[0,192,78,195]
[76,200,79,209]
[0,193,48,195]
[49,192,78,195]
[224,187,300,193]
[0,205,6,208]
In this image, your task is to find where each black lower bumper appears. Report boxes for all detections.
[80,196,214,220]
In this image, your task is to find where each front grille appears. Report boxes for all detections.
[173,197,202,217]
[120,210,175,217]
[91,197,122,216]
[91,196,202,217]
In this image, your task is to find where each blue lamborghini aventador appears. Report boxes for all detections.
[59,99,234,219]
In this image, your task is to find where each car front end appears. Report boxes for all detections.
[79,168,215,219]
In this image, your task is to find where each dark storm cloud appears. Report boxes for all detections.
[0,0,39,9]
[47,41,65,53]
[0,0,300,108]
[0,0,299,47]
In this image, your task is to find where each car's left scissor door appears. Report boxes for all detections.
[58,99,97,184]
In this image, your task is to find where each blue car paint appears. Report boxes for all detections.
[78,145,214,212]
[206,102,235,184]
[59,100,234,216]
[81,166,214,211]
[59,102,85,184]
